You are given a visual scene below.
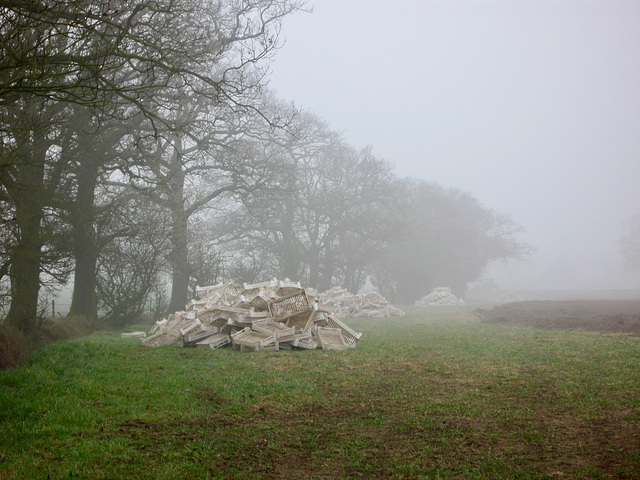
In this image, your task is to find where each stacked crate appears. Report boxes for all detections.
[141,278,362,351]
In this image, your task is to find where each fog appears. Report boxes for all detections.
[268,0,640,293]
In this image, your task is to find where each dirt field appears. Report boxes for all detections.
[475,300,640,336]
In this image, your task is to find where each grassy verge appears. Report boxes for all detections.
[0,315,105,370]
[1,306,639,479]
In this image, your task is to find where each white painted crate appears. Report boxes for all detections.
[231,327,277,350]
[196,333,231,349]
[268,291,311,321]
[326,316,362,345]
[317,326,351,351]
[252,319,295,342]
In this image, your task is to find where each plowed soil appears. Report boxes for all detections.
[475,300,640,336]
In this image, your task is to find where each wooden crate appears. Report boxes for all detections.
[268,290,311,321]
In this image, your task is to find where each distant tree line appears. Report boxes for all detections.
[0,0,531,334]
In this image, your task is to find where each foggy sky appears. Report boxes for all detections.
[268,0,640,292]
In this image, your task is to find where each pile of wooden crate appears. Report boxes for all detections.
[142,279,362,351]
[414,287,465,306]
[319,287,405,318]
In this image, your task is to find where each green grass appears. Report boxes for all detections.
[1,306,639,479]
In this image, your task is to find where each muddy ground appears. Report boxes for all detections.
[475,300,640,336]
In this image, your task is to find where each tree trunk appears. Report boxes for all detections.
[318,263,334,292]
[5,139,47,334]
[307,251,320,289]
[306,218,321,288]
[166,141,191,314]
[318,230,335,292]
[68,153,99,319]
[344,265,358,294]
[167,210,190,313]
[278,189,301,281]
[6,204,44,333]
[279,229,300,280]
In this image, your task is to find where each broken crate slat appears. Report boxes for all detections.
[149,318,167,335]
[141,329,181,348]
[121,331,147,339]
[179,318,202,337]
[185,327,220,345]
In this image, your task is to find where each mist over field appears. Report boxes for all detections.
[2,0,640,336]
[269,0,640,294]
[2,4,640,477]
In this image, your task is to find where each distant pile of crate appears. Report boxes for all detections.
[319,287,405,318]
[142,279,362,351]
[414,287,465,306]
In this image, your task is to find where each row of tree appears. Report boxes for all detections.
[0,0,531,334]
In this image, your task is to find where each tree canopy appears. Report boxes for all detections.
[0,0,533,334]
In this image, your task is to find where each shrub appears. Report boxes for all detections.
[0,315,104,370]
[0,325,32,370]
[35,315,102,344]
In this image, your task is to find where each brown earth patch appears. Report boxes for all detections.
[475,300,640,336]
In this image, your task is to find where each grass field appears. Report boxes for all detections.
[1,306,639,479]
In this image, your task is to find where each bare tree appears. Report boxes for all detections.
[0,0,304,332]
[96,195,169,327]
[237,113,398,292]
[298,145,396,291]
[0,95,74,332]
[57,108,136,320]
[126,91,293,312]
[238,111,335,283]
[1,0,304,116]
[375,179,534,303]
